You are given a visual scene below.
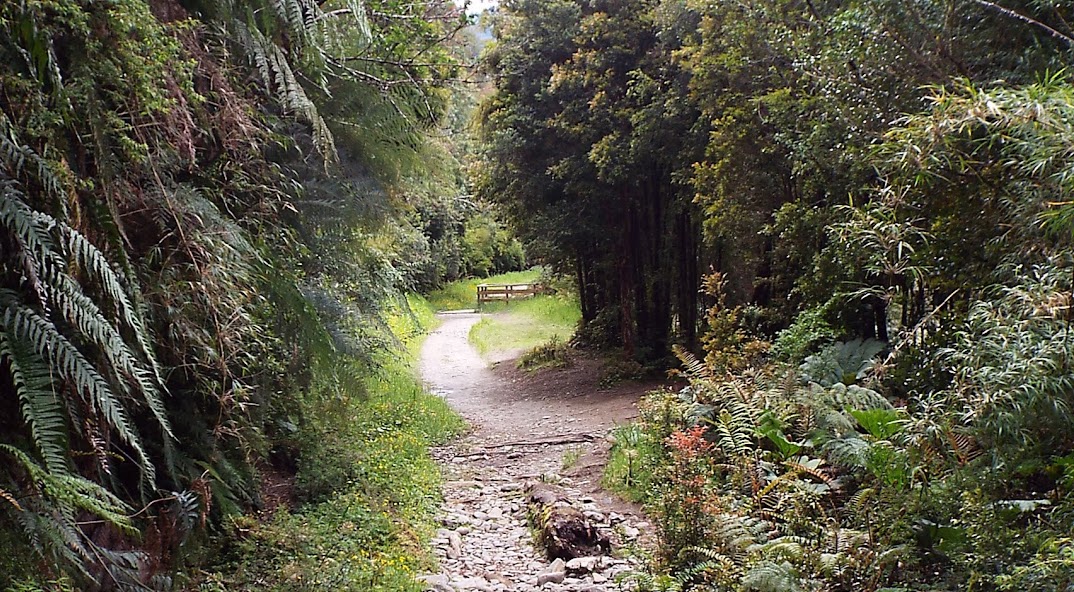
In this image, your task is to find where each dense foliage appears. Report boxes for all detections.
[0,0,504,588]
[483,0,1074,589]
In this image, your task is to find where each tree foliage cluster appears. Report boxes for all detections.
[483,0,1074,589]
[0,0,505,587]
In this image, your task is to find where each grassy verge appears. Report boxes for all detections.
[468,293,581,359]
[387,293,440,360]
[603,423,661,504]
[199,297,464,592]
[425,269,542,311]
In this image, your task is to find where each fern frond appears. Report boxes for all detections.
[0,487,23,511]
[234,19,338,164]
[0,294,155,486]
[741,560,802,592]
[760,536,806,562]
[711,513,771,559]
[0,182,60,271]
[61,225,171,438]
[823,436,872,469]
[0,331,69,474]
[0,115,66,202]
[784,456,833,485]
[944,428,983,464]
[0,444,137,579]
[673,344,713,382]
[47,270,170,436]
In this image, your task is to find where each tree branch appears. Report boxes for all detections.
[972,0,1074,47]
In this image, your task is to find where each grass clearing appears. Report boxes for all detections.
[468,293,581,358]
[425,268,542,311]
[200,299,464,592]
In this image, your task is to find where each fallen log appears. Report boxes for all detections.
[484,433,595,449]
[525,482,610,560]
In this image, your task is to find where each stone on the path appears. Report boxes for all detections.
[536,558,566,586]
[447,530,463,559]
[454,575,494,592]
[565,556,602,574]
[417,574,455,592]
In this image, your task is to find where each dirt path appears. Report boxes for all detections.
[417,312,658,592]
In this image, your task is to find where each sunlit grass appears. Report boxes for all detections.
[469,293,581,358]
[425,268,543,311]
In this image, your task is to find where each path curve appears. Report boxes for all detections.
[417,312,656,592]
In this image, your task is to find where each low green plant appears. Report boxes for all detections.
[771,306,838,363]
[518,337,572,371]
[599,357,647,388]
[561,446,584,470]
[604,423,661,503]
[799,338,886,386]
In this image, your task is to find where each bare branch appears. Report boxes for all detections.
[971,0,1074,47]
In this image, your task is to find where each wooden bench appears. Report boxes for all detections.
[477,283,541,307]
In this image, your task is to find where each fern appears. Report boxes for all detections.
[1,445,138,582]
[0,333,68,475]
[1,295,155,484]
[0,114,66,204]
[742,560,802,592]
[223,0,378,165]
[62,224,167,397]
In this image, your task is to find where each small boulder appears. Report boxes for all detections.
[565,556,602,574]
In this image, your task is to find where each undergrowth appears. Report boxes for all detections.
[197,298,464,591]
[605,332,1074,591]
[604,423,662,504]
[517,337,572,371]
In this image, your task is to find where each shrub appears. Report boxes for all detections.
[517,337,572,371]
[771,306,838,363]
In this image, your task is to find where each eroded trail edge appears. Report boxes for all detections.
[417,313,653,592]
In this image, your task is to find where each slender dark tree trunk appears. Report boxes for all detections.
[873,295,889,341]
[576,255,593,323]
[676,210,699,349]
[619,194,637,357]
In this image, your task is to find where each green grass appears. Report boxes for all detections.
[386,293,440,360]
[517,336,572,371]
[468,293,581,358]
[603,423,660,504]
[425,268,542,311]
[200,301,464,592]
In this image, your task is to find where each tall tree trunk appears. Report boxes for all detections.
[619,195,637,358]
[576,255,593,323]
[676,210,699,350]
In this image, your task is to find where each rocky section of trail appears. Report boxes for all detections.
[422,449,650,592]
[416,312,664,592]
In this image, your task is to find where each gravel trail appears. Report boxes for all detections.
[417,313,656,592]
